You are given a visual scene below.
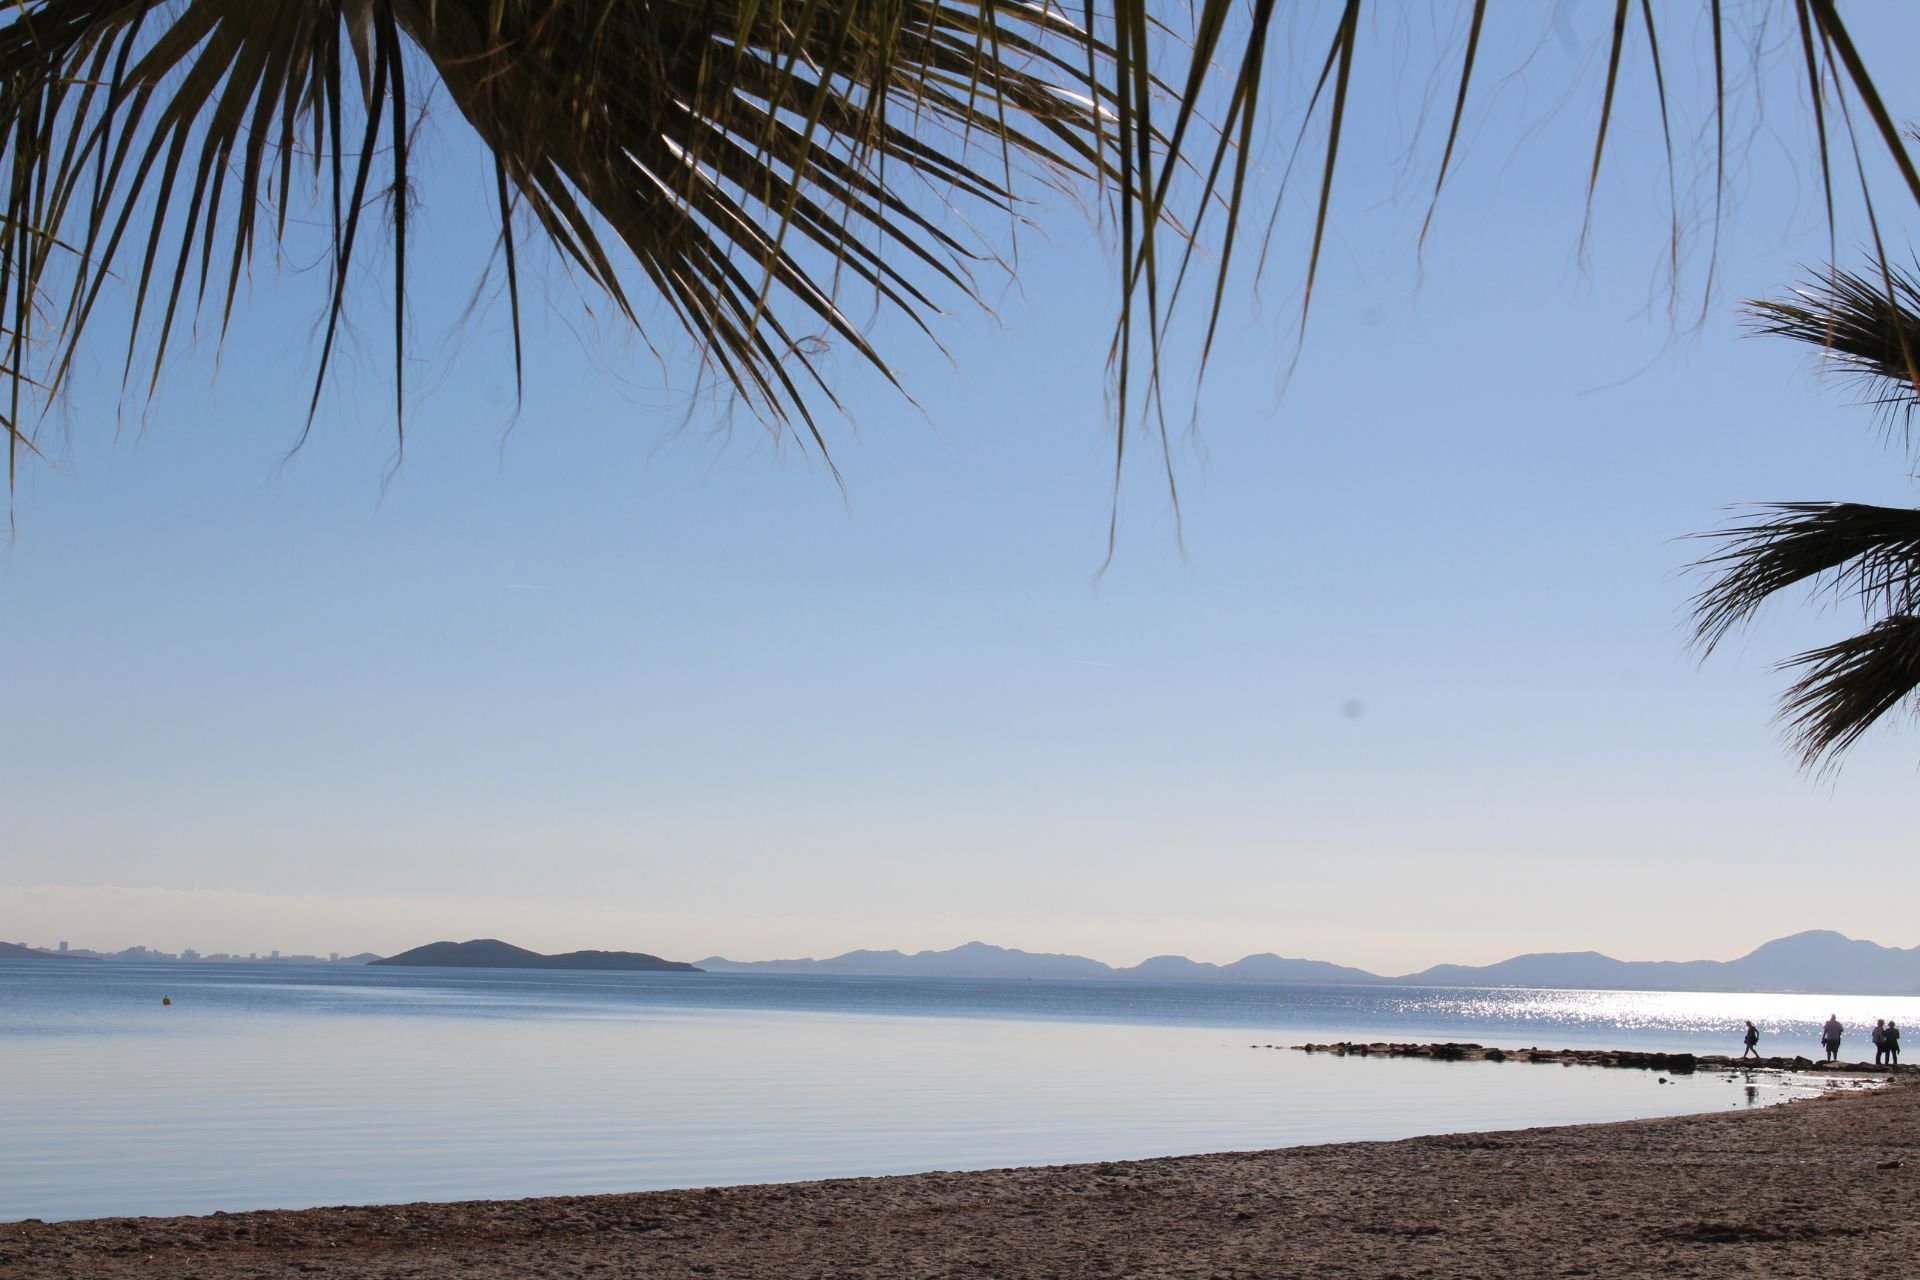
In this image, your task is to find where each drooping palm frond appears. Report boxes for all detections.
[1779,614,1920,769]
[4,1,1920,521]
[1691,503,1920,654]
[1747,265,1920,434]
[1100,0,1920,450]
[1693,246,1920,766]
[0,0,1124,485]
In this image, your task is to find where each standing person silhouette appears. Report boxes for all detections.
[1887,1021,1902,1067]
[1741,1020,1761,1060]
[1873,1019,1887,1065]
[1822,1014,1843,1063]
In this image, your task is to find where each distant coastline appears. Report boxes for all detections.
[1,940,379,965]
[0,940,86,961]
[13,929,1920,996]
[694,930,1920,997]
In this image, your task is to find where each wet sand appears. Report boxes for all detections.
[6,1073,1916,1279]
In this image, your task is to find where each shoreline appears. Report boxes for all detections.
[7,1079,1918,1278]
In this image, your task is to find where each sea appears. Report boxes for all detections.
[6,959,1912,1223]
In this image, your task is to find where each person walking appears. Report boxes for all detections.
[1741,1020,1761,1060]
[1874,1019,1888,1066]
[1887,1021,1902,1067]
[1822,1014,1844,1063]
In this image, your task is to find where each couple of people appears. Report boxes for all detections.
[1871,1019,1902,1066]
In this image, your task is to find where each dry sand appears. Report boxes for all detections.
[7,1075,1917,1279]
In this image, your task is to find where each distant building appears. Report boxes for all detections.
[329,952,339,963]
[270,950,280,959]
[181,948,201,961]
[57,941,68,952]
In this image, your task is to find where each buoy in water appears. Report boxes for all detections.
[162,996,171,1005]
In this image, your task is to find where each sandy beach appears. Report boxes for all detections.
[6,1069,1915,1279]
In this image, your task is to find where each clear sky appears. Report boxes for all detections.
[3,6,1916,973]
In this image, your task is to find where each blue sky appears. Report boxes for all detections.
[2,5,1916,971]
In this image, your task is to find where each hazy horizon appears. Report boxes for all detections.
[10,886,1911,975]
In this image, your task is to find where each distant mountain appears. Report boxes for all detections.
[40,929,1915,991]
[1400,931,1920,995]
[697,932,1920,995]
[1402,950,1718,991]
[1125,954,1223,980]
[0,941,85,960]
[697,940,1380,984]
[1116,953,1380,983]
[372,939,701,973]
[1727,931,1920,993]
[1219,953,1380,984]
[697,941,1110,980]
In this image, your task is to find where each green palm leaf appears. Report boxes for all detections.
[3,0,1919,514]
[0,0,1123,484]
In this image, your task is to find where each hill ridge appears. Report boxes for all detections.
[695,931,1920,994]
[371,938,701,973]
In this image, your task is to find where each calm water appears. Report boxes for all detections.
[6,960,1908,1222]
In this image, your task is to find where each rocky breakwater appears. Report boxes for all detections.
[1285,1041,1909,1076]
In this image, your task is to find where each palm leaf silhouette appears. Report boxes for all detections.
[0,0,1124,485]
[1780,616,1920,768]
[1694,265,1920,767]
[1,1,1917,511]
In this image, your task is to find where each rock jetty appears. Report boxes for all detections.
[1284,1041,1907,1075]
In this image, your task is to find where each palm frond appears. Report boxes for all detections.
[1691,502,1920,653]
[5,1,1920,523]
[1779,613,1920,768]
[0,0,1123,481]
[1747,264,1920,434]
[1698,263,1920,768]
[1105,1,1920,458]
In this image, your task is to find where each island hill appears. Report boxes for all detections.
[372,938,702,973]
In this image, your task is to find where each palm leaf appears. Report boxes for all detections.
[1691,502,1920,653]
[1694,265,1920,767]
[1747,264,1920,436]
[5,1,1920,518]
[1779,614,1920,768]
[1102,0,1920,461]
[0,0,1125,483]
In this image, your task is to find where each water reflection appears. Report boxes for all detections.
[1,962,1874,1222]
[17,960,1920,1056]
